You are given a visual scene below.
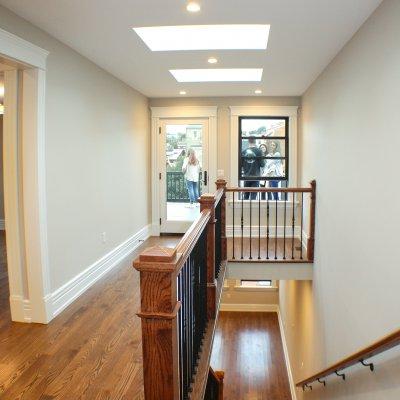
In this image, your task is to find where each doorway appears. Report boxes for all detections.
[159,119,209,233]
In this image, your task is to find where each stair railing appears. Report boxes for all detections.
[134,181,227,400]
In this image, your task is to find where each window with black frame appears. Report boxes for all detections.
[239,116,289,194]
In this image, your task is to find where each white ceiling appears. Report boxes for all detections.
[0,0,382,98]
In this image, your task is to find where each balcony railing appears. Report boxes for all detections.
[224,180,316,262]
[167,171,203,203]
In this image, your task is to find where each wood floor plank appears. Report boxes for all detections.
[210,312,292,400]
[0,234,180,399]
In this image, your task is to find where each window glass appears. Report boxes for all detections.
[239,117,289,182]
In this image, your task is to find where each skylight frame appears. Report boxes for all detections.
[133,24,270,51]
[169,68,263,82]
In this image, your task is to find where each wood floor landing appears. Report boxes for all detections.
[0,234,180,400]
[210,312,292,400]
[227,237,308,262]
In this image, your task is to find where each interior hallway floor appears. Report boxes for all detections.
[211,312,292,400]
[0,235,180,400]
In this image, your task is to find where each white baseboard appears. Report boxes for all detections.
[0,219,5,230]
[220,303,279,312]
[278,309,297,400]
[9,295,32,322]
[50,224,150,318]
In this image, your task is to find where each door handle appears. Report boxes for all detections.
[203,171,208,186]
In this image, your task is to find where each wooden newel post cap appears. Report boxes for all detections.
[199,194,216,210]
[216,179,227,189]
[138,246,176,262]
[133,246,180,272]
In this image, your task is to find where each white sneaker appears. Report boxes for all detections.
[185,203,192,208]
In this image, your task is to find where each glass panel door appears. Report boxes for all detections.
[160,119,209,233]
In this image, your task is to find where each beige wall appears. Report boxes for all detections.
[0,115,3,220]
[280,0,400,398]
[149,97,300,183]
[0,6,151,291]
[222,279,279,307]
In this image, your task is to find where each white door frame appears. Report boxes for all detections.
[159,118,209,233]
[1,28,51,323]
[150,106,217,236]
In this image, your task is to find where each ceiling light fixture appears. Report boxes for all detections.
[170,68,263,82]
[179,90,187,95]
[208,57,218,64]
[255,89,262,94]
[133,25,270,51]
[186,1,201,12]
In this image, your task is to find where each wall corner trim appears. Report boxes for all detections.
[0,27,49,70]
[50,224,151,319]
[277,309,297,400]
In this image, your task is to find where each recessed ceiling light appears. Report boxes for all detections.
[255,89,262,94]
[208,57,218,64]
[179,90,187,95]
[186,1,200,12]
[133,25,270,51]
[170,69,263,82]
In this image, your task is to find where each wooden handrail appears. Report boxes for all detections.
[296,327,400,388]
[133,180,228,400]
[226,187,312,193]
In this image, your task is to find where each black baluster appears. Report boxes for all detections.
[300,192,304,260]
[249,195,252,260]
[292,192,295,260]
[258,194,261,259]
[274,197,278,260]
[232,192,235,259]
[283,189,287,260]
[266,198,270,260]
[241,191,244,260]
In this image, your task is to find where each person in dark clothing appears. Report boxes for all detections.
[241,137,265,200]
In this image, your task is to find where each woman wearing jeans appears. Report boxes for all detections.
[182,148,201,207]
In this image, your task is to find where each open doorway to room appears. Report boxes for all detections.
[0,73,8,322]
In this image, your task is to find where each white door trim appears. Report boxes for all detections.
[150,106,217,235]
[1,29,51,322]
[229,106,299,187]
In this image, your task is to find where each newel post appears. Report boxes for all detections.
[133,247,181,400]
[307,180,316,261]
[216,179,227,261]
[199,193,217,319]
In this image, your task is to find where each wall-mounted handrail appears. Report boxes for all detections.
[296,327,400,390]
[133,180,227,400]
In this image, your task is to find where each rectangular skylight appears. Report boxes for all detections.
[169,68,263,82]
[133,25,270,51]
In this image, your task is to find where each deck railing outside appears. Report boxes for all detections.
[134,181,227,400]
[167,171,203,203]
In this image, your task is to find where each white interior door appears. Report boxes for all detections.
[159,119,209,233]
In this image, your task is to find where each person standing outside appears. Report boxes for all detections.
[182,148,201,207]
[265,140,283,200]
[241,137,265,200]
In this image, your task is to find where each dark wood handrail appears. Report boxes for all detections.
[133,180,228,400]
[296,327,400,388]
[226,187,312,193]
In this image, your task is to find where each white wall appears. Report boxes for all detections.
[0,6,150,292]
[280,0,400,398]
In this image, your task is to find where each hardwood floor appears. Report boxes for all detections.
[0,235,180,400]
[210,312,292,400]
[227,237,307,261]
